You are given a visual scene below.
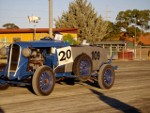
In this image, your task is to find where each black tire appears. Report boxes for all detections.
[98,64,115,89]
[0,82,9,90]
[32,65,55,96]
[73,54,92,81]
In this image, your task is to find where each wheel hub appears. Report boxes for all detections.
[104,69,113,86]
[44,79,49,84]
[39,72,52,92]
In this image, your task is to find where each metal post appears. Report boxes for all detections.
[140,45,142,60]
[134,18,137,59]
[123,46,124,60]
[49,0,53,38]
[134,31,137,59]
[109,45,112,58]
[33,24,36,40]
[28,16,40,41]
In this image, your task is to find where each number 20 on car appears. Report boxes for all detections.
[57,46,73,66]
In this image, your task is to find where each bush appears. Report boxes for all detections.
[63,34,79,45]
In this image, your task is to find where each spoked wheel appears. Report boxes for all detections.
[32,65,55,96]
[73,54,92,81]
[98,64,115,89]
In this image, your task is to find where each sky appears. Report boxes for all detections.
[0,0,150,28]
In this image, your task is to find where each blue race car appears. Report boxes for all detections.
[0,38,116,96]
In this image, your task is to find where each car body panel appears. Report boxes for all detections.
[64,46,108,72]
[0,38,109,84]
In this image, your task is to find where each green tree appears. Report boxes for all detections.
[126,25,141,38]
[116,9,150,38]
[103,21,121,41]
[3,23,19,29]
[55,0,108,44]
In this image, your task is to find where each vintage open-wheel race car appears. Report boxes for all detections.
[0,38,117,96]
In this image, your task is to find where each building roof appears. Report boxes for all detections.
[96,41,126,45]
[125,33,150,45]
[139,34,150,45]
[0,28,78,34]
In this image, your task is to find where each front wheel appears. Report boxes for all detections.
[98,64,115,89]
[32,65,55,96]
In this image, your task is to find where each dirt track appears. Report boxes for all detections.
[0,60,150,113]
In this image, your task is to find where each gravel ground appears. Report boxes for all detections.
[0,60,150,113]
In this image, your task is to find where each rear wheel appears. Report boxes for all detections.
[98,64,115,89]
[73,54,92,81]
[32,65,55,96]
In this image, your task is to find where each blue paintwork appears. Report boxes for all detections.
[0,38,117,87]
[55,72,72,78]
[0,79,6,84]
[15,40,70,48]
[0,39,70,84]
[98,53,118,71]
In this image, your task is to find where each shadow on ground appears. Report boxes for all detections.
[90,89,141,113]
[0,107,5,113]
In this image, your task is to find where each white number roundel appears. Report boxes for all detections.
[57,46,73,66]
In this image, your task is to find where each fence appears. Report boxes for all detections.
[1,42,150,60]
[107,45,150,60]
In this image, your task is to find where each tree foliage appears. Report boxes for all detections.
[116,9,150,38]
[103,21,121,41]
[104,9,150,41]
[55,0,108,44]
[3,23,19,29]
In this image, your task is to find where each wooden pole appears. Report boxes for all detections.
[49,0,53,38]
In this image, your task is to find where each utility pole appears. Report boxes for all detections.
[134,18,140,59]
[105,7,111,20]
[49,0,53,38]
